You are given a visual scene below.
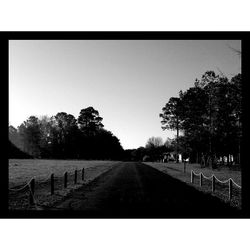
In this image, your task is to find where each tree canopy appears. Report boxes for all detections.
[9,107,124,160]
[160,71,242,167]
[78,107,104,135]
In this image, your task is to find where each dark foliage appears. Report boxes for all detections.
[160,71,242,167]
[9,107,124,160]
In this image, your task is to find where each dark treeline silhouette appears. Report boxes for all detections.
[124,71,242,166]
[9,107,124,160]
[160,71,242,168]
[9,71,241,165]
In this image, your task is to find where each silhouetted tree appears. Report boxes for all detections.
[94,129,124,160]
[231,74,242,164]
[178,82,209,163]
[9,107,124,160]
[161,71,242,167]
[160,97,183,162]
[53,112,79,158]
[77,107,104,135]
[145,137,165,162]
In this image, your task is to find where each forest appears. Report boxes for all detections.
[9,106,124,160]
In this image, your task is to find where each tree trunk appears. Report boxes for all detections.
[176,119,179,163]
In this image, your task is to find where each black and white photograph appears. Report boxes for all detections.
[6,34,247,218]
[1,1,250,249]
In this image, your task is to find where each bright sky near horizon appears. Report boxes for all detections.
[9,40,241,149]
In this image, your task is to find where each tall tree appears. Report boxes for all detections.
[37,115,58,158]
[200,71,220,166]
[179,84,209,163]
[77,107,104,135]
[160,97,183,162]
[164,71,242,167]
[230,74,242,164]
[213,74,242,165]
[53,112,79,158]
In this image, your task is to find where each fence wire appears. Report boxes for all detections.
[9,169,84,210]
[191,169,241,208]
[9,178,33,192]
[191,170,241,188]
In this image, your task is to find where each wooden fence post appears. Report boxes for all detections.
[29,178,35,205]
[74,170,77,184]
[200,173,203,187]
[51,173,54,195]
[229,179,233,201]
[212,175,215,193]
[64,172,68,188]
[82,168,85,181]
[191,171,193,184]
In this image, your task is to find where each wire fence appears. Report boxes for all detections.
[8,168,85,210]
[190,170,241,203]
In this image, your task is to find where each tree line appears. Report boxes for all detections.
[123,137,176,162]
[9,107,124,160]
[9,70,241,165]
[159,71,242,167]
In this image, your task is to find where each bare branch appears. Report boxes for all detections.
[226,43,241,57]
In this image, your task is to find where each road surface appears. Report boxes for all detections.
[50,162,239,217]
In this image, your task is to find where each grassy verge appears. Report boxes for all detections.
[145,162,241,210]
[8,159,119,210]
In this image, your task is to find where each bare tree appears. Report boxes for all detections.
[146,137,163,148]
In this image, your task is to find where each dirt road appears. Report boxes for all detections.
[50,162,240,217]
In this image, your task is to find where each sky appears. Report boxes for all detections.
[9,40,241,149]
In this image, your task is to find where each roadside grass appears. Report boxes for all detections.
[8,159,120,210]
[9,159,121,187]
[145,162,241,210]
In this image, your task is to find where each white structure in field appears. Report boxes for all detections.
[162,152,183,162]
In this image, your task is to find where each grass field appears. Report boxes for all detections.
[9,159,121,188]
[9,159,242,210]
[8,159,120,210]
[145,162,242,209]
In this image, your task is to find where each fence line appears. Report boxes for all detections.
[9,167,85,208]
[191,170,241,188]
[9,178,34,192]
[200,173,213,180]
[230,179,242,189]
[191,170,241,202]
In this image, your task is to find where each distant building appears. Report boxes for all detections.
[162,152,175,162]
[162,152,183,162]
